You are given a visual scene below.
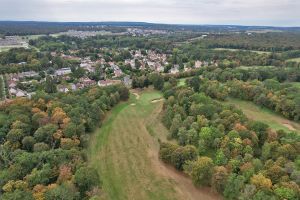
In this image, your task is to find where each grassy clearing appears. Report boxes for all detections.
[213,48,271,55]
[178,78,187,86]
[287,57,300,62]
[223,98,300,132]
[237,65,275,70]
[88,90,179,200]
[290,82,300,89]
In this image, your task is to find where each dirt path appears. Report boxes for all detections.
[148,148,221,200]
[132,92,140,100]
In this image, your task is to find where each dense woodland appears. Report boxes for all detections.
[160,77,300,199]
[199,33,300,51]
[0,84,129,199]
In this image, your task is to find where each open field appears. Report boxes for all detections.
[89,89,221,200]
[224,98,300,132]
[213,48,271,55]
[287,57,300,62]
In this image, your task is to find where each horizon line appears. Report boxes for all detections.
[1,20,300,28]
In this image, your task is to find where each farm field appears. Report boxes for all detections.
[88,89,220,200]
[224,98,300,132]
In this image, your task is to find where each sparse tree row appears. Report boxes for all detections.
[159,79,300,200]
[0,84,129,199]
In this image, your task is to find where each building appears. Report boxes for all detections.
[98,80,121,87]
[195,60,202,68]
[55,68,72,76]
[170,65,179,74]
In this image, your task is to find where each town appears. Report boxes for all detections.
[0,44,215,100]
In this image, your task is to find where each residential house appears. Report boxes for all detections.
[195,60,202,68]
[170,65,179,74]
[98,80,121,87]
[55,68,72,76]
[57,85,69,93]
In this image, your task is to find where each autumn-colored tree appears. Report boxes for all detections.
[185,156,214,186]
[211,166,229,193]
[57,165,73,183]
[250,173,272,190]
[51,107,70,128]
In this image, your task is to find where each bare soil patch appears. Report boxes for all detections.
[283,123,296,131]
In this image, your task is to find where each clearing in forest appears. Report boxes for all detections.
[224,98,300,132]
[89,89,221,200]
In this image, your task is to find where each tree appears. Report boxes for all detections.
[185,156,214,186]
[170,145,197,170]
[44,75,57,93]
[6,128,24,143]
[44,183,80,200]
[159,142,179,163]
[33,142,50,152]
[274,187,298,200]
[215,150,228,166]
[223,173,245,200]
[25,164,52,187]
[74,166,100,194]
[250,174,272,190]
[199,127,214,148]
[188,76,200,92]
[34,124,58,144]
[1,190,34,200]
[211,166,229,193]
[150,73,164,90]
[118,85,129,101]
[22,136,36,151]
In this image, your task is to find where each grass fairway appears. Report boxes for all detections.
[89,90,177,200]
[224,98,300,132]
[213,48,271,55]
[287,57,300,62]
[89,89,220,200]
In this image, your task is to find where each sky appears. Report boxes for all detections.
[0,0,300,27]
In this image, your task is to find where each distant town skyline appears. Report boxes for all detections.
[1,0,300,27]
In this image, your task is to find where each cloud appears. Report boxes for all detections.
[0,0,299,26]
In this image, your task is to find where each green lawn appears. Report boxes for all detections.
[287,57,300,63]
[178,78,187,86]
[88,89,179,200]
[223,98,300,132]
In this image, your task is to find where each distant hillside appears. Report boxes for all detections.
[0,21,300,35]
